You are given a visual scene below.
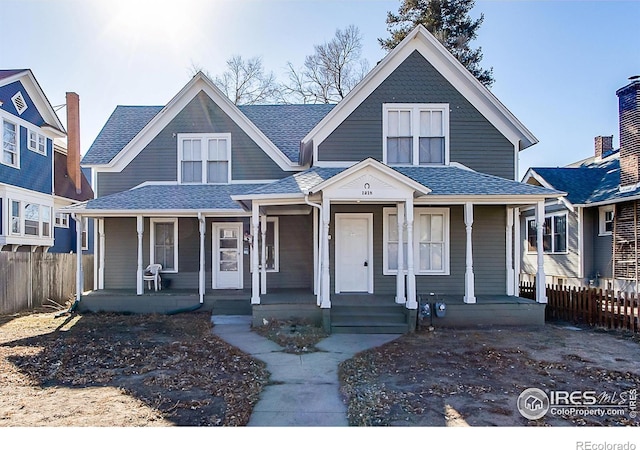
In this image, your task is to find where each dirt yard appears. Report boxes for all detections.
[1,309,639,427]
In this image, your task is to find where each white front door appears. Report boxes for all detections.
[212,223,243,289]
[335,214,373,293]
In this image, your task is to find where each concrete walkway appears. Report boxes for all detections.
[211,315,400,426]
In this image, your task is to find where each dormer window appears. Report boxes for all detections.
[177,133,231,184]
[383,104,449,166]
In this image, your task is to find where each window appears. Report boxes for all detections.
[55,212,70,228]
[253,218,279,272]
[383,207,450,275]
[527,213,567,254]
[2,120,18,167]
[42,207,51,238]
[24,203,40,236]
[11,92,27,115]
[178,134,231,184]
[384,104,448,166]
[27,130,47,155]
[599,206,614,236]
[11,200,21,235]
[151,218,178,272]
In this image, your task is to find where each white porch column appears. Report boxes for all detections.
[506,207,515,296]
[198,214,205,303]
[136,215,143,295]
[251,203,260,304]
[535,200,548,303]
[75,215,84,302]
[260,215,267,295]
[405,198,417,309]
[464,202,476,304]
[321,197,331,308]
[313,207,319,298]
[514,207,522,296]
[396,202,406,304]
[98,219,105,290]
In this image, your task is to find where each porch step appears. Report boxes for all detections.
[331,303,409,334]
[211,299,251,316]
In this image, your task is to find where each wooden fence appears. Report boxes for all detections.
[0,252,94,314]
[520,282,640,333]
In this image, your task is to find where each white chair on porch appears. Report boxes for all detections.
[143,264,162,291]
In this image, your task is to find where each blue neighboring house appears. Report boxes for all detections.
[0,69,93,253]
[522,76,640,293]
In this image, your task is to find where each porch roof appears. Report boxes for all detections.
[65,183,264,213]
[244,164,564,198]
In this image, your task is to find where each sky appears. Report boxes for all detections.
[1,0,639,180]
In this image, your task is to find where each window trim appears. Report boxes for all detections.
[598,205,614,236]
[382,103,450,166]
[526,211,568,254]
[27,129,47,155]
[55,212,70,228]
[81,217,89,250]
[2,119,20,168]
[8,199,52,239]
[150,218,179,273]
[383,207,450,275]
[177,133,232,184]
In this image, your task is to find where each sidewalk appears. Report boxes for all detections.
[211,315,400,426]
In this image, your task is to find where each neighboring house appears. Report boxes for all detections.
[0,70,93,253]
[521,76,640,293]
[67,26,560,332]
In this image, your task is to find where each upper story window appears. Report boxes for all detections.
[527,212,567,254]
[599,205,614,236]
[383,104,449,166]
[28,130,47,155]
[178,133,231,184]
[2,119,19,168]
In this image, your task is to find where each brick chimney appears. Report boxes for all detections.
[66,92,82,194]
[618,76,640,188]
[595,135,613,160]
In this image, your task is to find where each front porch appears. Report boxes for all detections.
[77,288,544,332]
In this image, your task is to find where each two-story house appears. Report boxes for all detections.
[0,70,93,253]
[68,26,560,332]
[521,76,640,293]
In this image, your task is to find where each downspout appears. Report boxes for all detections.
[304,191,322,306]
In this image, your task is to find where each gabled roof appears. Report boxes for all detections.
[300,25,537,164]
[524,153,631,207]
[0,69,65,134]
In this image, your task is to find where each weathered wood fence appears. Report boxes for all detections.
[520,282,640,333]
[0,252,94,314]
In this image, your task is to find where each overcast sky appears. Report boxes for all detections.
[1,0,638,178]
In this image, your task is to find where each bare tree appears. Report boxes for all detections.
[283,25,370,104]
[191,56,281,105]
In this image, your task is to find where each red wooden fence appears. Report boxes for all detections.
[519,282,640,333]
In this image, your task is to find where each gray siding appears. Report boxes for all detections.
[104,217,138,288]
[317,51,515,179]
[98,91,288,197]
[585,206,613,280]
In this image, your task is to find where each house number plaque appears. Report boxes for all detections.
[362,182,373,196]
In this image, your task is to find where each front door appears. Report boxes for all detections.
[335,214,373,293]
[213,223,243,289]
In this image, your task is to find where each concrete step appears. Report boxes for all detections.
[331,312,407,325]
[212,299,252,315]
[331,323,409,334]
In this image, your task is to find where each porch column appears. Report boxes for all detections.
[198,214,205,303]
[260,215,267,295]
[506,207,515,296]
[396,202,406,304]
[405,198,417,309]
[136,215,143,295]
[514,207,522,296]
[98,218,105,290]
[313,207,319,299]
[535,201,548,303]
[464,202,476,304]
[75,215,83,302]
[321,197,331,308]
[251,203,260,304]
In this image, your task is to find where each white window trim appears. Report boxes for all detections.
[2,119,20,169]
[8,198,52,239]
[526,211,569,255]
[382,103,450,166]
[10,199,21,235]
[150,218,179,273]
[383,207,450,276]
[55,212,70,228]
[598,205,614,236]
[81,217,89,250]
[27,129,47,155]
[177,133,232,184]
